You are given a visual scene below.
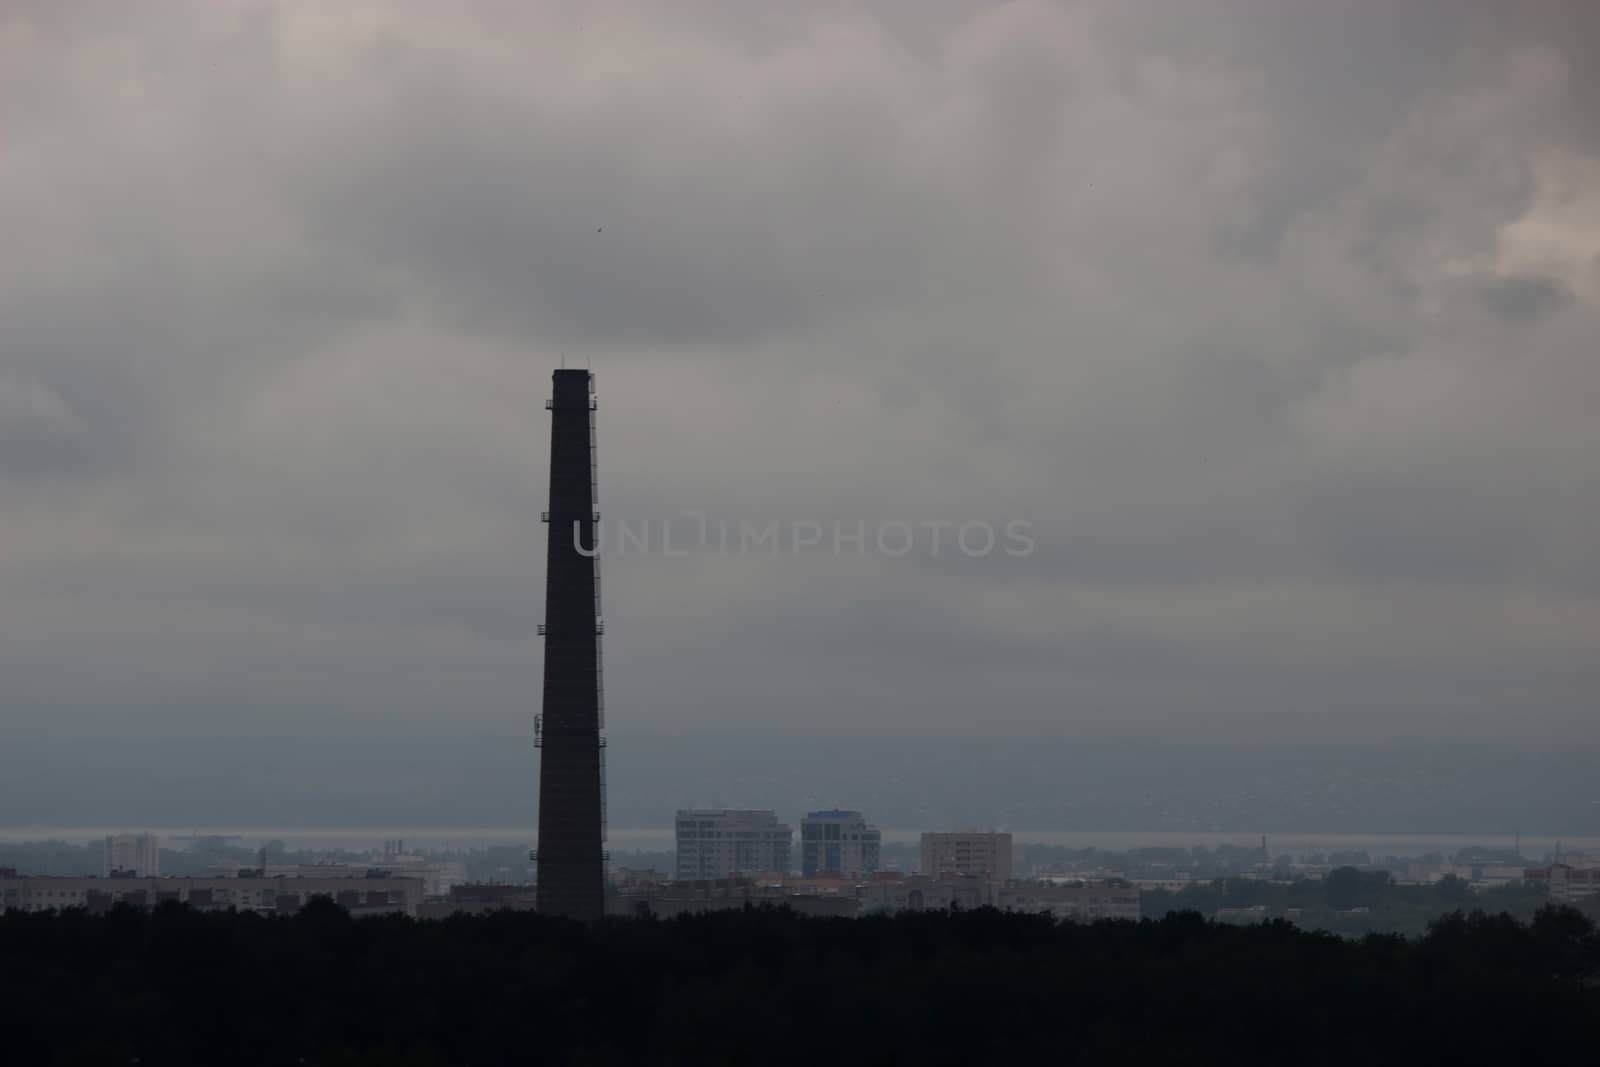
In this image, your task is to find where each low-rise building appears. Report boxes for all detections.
[856,875,1141,921]
[857,875,997,914]
[210,859,464,897]
[1001,881,1140,921]
[0,874,424,917]
[1525,864,1600,904]
[1131,878,1195,893]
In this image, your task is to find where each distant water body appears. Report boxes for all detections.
[4,827,1597,858]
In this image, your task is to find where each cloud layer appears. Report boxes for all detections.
[2,1,1597,818]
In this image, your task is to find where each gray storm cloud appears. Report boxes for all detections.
[1,0,1597,820]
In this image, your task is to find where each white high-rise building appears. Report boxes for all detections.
[104,833,160,877]
[920,832,1013,883]
[799,810,881,878]
[675,809,792,880]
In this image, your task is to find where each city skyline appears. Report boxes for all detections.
[3,4,1596,1060]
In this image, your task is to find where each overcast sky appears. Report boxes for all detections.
[3,1,1598,822]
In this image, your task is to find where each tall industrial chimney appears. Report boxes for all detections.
[534,368,606,920]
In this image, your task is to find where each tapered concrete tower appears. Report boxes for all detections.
[534,369,605,920]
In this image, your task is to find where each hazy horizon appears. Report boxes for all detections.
[6,732,1597,836]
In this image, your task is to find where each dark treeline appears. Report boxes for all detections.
[1144,869,1569,934]
[5,903,1598,1065]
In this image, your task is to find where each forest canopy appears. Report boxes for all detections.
[4,901,1597,1065]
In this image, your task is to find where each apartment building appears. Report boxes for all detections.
[675,809,793,880]
[799,810,881,878]
[920,832,1013,882]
